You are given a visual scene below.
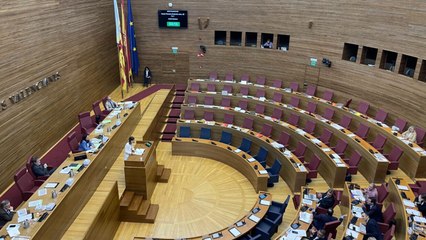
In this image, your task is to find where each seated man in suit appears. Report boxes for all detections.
[312,208,338,230]
[306,229,327,240]
[317,189,335,209]
[363,198,383,222]
[415,193,426,216]
[31,156,55,177]
[0,200,15,227]
[362,212,383,240]
[105,96,119,111]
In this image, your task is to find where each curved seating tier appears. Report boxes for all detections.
[180,104,348,188]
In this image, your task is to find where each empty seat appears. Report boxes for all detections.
[339,115,352,129]
[323,220,341,239]
[272,108,283,120]
[383,225,395,240]
[409,180,426,197]
[261,123,273,137]
[225,72,233,81]
[223,113,234,124]
[183,110,195,120]
[307,102,317,113]
[238,100,248,110]
[304,120,316,135]
[204,96,214,105]
[221,98,231,107]
[292,142,307,162]
[278,132,291,148]
[200,127,211,139]
[256,76,266,85]
[377,183,389,203]
[344,151,362,174]
[242,118,254,130]
[78,111,98,135]
[306,154,321,179]
[255,104,265,114]
[256,89,266,98]
[356,123,370,139]
[288,114,300,127]
[92,100,108,120]
[266,160,282,184]
[290,82,299,92]
[357,101,370,114]
[369,134,387,152]
[290,97,300,107]
[223,84,233,93]
[292,194,301,210]
[323,108,335,120]
[209,71,217,80]
[375,109,388,122]
[203,111,214,121]
[240,74,249,82]
[14,168,44,201]
[320,129,333,146]
[190,82,200,91]
[378,203,396,232]
[384,146,403,171]
[305,85,317,96]
[240,86,249,95]
[269,195,290,215]
[331,139,348,157]
[394,118,407,133]
[207,83,216,92]
[415,127,426,146]
[220,131,232,144]
[254,147,268,167]
[179,126,191,137]
[272,80,282,88]
[67,132,80,153]
[187,95,197,104]
[273,92,283,102]
[322,90,334,101]
[238,138,252,154]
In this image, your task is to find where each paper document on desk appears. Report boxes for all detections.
[407,208,422,216]
[351,189,363,196]
[353,195,366,202]
[228,227,241,237]
[233,149,241,153]
[17,209,27,217]
[299,212,312,223]
[45,182,59,188]
[295,129,306,135]
[59,167,71,174]
[18,213,33,223]
[403,199,415,207]
[134,148,145,156]
[260,200,271,206]
[28,199,43,208]
[302,199,313,205]
[258,170,268,175]
[280,233,302,240]
[298,165,307,172]
[6,224,20,237]
[374,153,387,162]
[311,138,321,144]
[347,133,356,137]
[397,185,409,191]
[352,206,363,213]
[38,188,47,196]
[248,214,260,222]
[414,216,426,223]
[359,224,366,234]
[248,157,256,162]
[271,142,284,149]
[322,148,331,152]
[346,229,359,238]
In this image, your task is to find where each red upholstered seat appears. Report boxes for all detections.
[357,101,370,114]
[307,102,317,113]
[225,72,234,81]
[290,82,299,92]
[14,168,44,201]
[190,82,200,91]
[187,95,197,104]
[272,108,283,120]
[290,97,300,108]
[242,118,254,130]
[305,84,317,96]
[204,96,214,105]
[67,131,80,153]
[221,98,231,107]
[240,86,249,95]
[256,76,266,85]
[323,108,335,120]
[209,71,217,80]
[203,111,214,121]
[207,83,216,92]
[288,114,300,127]
[163,124,177,134]
[322,90,334,101]
[261,124,273,137]
[256,89,266,98]
[78,111,98,135]
[173,96,184,104]
[240,74,249,82]
[272,79,282,88]
[92,100,108,119]
[238,100,248,110]
[183,110,195,120]
[223,85,233,93]
[273,92,283,102]
[168,109,181,118]
[255,104,265,114]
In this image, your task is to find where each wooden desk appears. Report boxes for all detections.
[181,104,348,188]
[185,90,389,183]
[341,183,367,240]
[0,103,141,239]
[188,78,426,179]
[275,187,317,239]
[134,192,272,240]
[175,119,307,193]
[385,178,426,240]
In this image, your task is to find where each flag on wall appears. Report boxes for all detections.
[127,0,140,76]
[113,0,127,95]
[120,0,132,87]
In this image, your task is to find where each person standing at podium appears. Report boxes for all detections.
[124,136,135,160]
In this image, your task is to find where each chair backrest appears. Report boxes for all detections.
[273,92,283,102]
[293,194,301,209]
[256,76,266,85]
[239,138,252,152]
[67,131,80,153]
[190,82,200,91]
[221,98,231,107]
[272,108,283,120]
[179,126,191,138]
[240,74,249,82]
[394,118,407,133]
[339,115,352,129]
[238,100,248,110]
[290,82,299,92]
[243,118,254,130]
[14,168,35,195]
[323,108,335,120]
[223,113,234,124]
[92,100,103,116]
[320,129,333,144]
[255,104,265,114]
[323,220,341,238]
[101,96,108,110]
[308,154,321,170]
[270,160,282,174]
[240,86,249,95]
[204,96,214,105]
[184,110,195,120]
[377,183,389,203]
[78,111,94,130]
[200,127,211,139]
[375,109,388,122]
[383,225,395,240]
[389,146,404,162]
[382,203,396,224]
[288,114,299,126]
[334,139,348,154]
[304,121,316,134]
[279,132,290,146]
[307,102,317,113]
[225,72,233,81]
[209,71,217,80]
[255,147,268,162]
[272,80,282,88]
[372,134,387,149]
[26,156,36,179]
[357,101,370,114]
[323,90,334,101]
[207,83,216,92]
[344,98,352,108]
[223,84,233,93]
[290,97,300,107]
[255,89,265,98]
[187,95,197,104]
[220,131,232,144]
[305,85,317,96]
[261,124,273,137]
[294,142,307,157]
[356,124,370,139]
[204,111,214,121]
[349,151,362,166]
[415,127,426,144]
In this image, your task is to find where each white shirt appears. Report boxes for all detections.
[124,142,134,160]
[105,99,118,111]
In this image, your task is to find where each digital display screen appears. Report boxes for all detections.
[158,10,188,28]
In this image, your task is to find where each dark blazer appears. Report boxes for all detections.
[416,201,426,217]
[318,195,335,209]
[0,208,14,227]
[364,203,383,222]
[313,213,337,230]
[32,164,49,177]
[363,218,383,240]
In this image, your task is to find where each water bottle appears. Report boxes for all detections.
[69,170,75,177]
[23,219,30,229]
[52,190,57,199]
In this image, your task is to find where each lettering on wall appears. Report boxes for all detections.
[0,72,61,113]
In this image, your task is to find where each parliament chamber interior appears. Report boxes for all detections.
[0,0,425,239]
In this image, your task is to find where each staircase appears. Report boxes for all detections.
[120,190,159,223]
[161,84,186,141]
[156,164,171,183]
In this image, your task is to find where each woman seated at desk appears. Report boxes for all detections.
[78,134,94,151]
[402,126,417,143]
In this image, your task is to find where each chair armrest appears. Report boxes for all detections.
[81,127,90,135]
[23,192,34,200]
[35,180,45,186]
[410,184,420,193]
[378,222,389,234]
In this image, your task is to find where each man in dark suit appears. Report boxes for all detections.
[317,189,335,209]
[31,156,55,177]
[0,200,15,227]
[363,198,383,222]
[362,212,383,240]
[415,193,426,216]
[312,208,338,230]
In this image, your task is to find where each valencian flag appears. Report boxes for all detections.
[120,0,133,87]
[127,0,140,76]
[113,0,128,95]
